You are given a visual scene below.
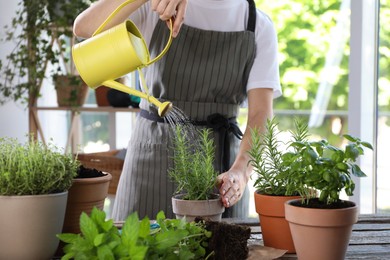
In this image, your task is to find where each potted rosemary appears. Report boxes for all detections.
[248,117,309,253]
[0,136,79,260]
[169,125,225,222]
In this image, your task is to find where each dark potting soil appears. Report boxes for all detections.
[76,165,107,178]
[290,198,355,209]
[195,217,251,260]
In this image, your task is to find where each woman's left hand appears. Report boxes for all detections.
[216,171,247,208]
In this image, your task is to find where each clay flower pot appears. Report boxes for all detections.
[172,194,225,222]
[62,172,112,234]
[254,191,300,253]
[285,199,358,260]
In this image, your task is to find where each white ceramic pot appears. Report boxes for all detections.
[172,193,225,222]
[0,192,68,260]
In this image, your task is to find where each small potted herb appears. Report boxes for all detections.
[0,136,79,260]
[169,125,225,222]
[248,117,310,253]
[283,128,373,260]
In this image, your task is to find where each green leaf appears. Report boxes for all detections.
[97,244,115,260]
[57,233,79,243]
[91,207,106,225]
[94,233,105,247]
[155,229,189,250]
[128,245,148,260]
[361,141,373,150]
[351,164,367,177]
[345,144,360,160]
[122,212,140,247]
[139,217,150,238]
[336,162,348,171]
[80,212,99,243]
[101,219,114,232]
[343,134,358,142]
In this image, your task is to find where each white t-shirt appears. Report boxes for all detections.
[130,0,282,98]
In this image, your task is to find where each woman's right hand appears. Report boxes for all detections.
[151,0,187,37]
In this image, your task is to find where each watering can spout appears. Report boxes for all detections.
[101,80,172,117]
[72,0,173,117]
[158,101,173,117]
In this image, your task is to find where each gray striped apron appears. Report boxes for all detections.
[112,0,257,221]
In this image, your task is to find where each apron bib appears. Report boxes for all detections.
[112,0,257,220]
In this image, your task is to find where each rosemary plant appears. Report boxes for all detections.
[169,126,218,200]
[0,137,79,195]
[248,117,309,196]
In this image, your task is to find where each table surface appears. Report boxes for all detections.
[55,214,390,259]
[232,214,390,260]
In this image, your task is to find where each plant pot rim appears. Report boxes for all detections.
[0,191,68,199]
[73,172,112,184]
[285,198,357,210]
[173,193,220,201]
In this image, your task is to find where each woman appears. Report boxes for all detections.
[74,0,281,220]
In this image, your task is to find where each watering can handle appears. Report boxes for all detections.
[93,0,173,66]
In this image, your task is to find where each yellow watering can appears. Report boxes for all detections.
[72,0,173,117]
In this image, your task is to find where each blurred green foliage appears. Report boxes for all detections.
[253,0,390,141]
[255,0,390,112]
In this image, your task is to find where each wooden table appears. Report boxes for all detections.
[238,214,390,259]
[54,214,390,259]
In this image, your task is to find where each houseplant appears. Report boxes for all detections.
[48,0,94,107]
[0,136,79,260]
[248,117,310,253]
[282,124,373,259]
[0,0,95,108]
[169,125,225,222]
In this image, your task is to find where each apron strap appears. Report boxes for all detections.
[247,0,257,33]
[194,113,243,172]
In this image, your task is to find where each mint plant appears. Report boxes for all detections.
[169,126,218,200]
[57,207,212,260]
[0,137,79,195]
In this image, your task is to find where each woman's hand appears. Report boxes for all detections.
[151,0,187,37]
[216,170,248,208]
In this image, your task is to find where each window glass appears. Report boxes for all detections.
[244,0,352,217]
[377,0,390,213]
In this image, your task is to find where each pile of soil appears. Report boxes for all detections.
[76,165,107,178]
[195,217,251,260]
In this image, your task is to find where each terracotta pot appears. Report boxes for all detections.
[62,173,112,234]
[254,191,300,253]
[285,199,358,260]
[54,75,89,107]
[172,194,225,222]
[0,192,68,260]
[95,78,125,107]
[95,86,110,106]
